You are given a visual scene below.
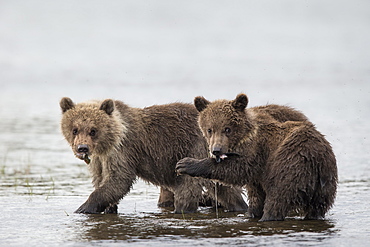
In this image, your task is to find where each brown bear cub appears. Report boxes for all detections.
[60,97,248,214]
[176,94,338,221]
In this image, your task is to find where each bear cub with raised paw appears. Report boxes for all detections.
[176,94,337,221]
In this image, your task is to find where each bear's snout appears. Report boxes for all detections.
[211,145,224,163]
[75,144,91,164]
[77,144,89,154]
[212,146,222,156]
[211,144,225,156]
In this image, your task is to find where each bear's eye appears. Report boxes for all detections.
[72,128,78,135]
[89,129,97,137]
[225,127,231,134]
[207,129,212,134]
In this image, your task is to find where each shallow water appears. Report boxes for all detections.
[1,0,370,246]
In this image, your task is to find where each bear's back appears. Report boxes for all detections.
[115,102,208,185]
[251,104,308,123]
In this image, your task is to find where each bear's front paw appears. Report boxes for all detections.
[104,204,118,214]
[176,157,212,178]
[74,201,109,214]
[175,157,200,176]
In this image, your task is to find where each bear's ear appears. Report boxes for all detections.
[232,94,248,112]
[60,97,75,113]
[100,99,115,115]
[194,96,210,112]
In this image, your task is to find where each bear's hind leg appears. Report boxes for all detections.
[303,188,331,220]
[173,190,201,214]
[157,187,175,208]
[304,208,325,220]
[173,177,203,214]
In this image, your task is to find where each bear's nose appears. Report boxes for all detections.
[212,147,222,156]
[77,144,89,153]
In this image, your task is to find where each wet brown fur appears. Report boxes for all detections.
[176,94,338,221]
[60,97,248,214]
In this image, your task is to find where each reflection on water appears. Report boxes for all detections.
[0,194,339,246]
[71,211,337,245]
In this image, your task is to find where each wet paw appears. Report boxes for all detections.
[175,157,201,176]
[259,214,284,222]
[176,157,214,179]
[74,201,108,214]
[104,204,118,214]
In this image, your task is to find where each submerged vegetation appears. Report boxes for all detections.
[0,162,56,198]
[0,152,89,199]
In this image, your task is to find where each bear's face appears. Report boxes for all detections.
[194,94,254,162]
[60,98,123,163]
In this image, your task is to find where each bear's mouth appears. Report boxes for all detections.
[75,153,91,164]
[214,153,240,163]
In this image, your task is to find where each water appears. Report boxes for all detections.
[1,0,370,246]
